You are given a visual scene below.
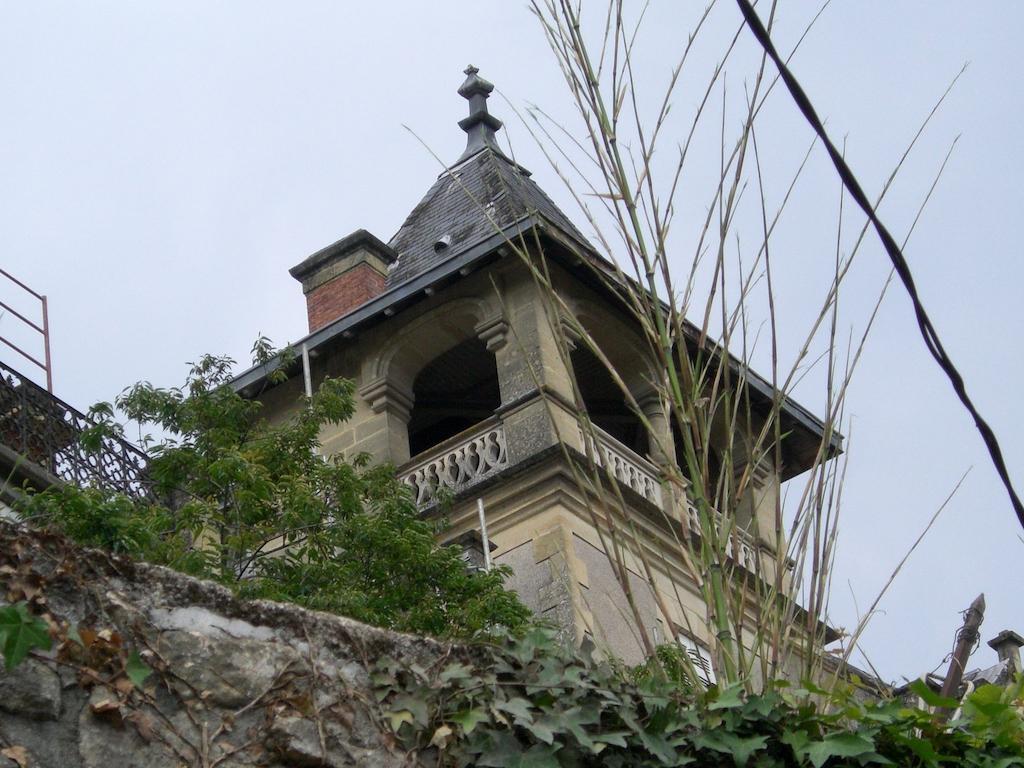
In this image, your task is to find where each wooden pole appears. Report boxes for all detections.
[938,593,985,714]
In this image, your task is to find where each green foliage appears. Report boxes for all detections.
[125,649,152,688]
[632,642,709,693]
[0,601,52,670]
[18,344,530,640]
[374,627,1024,767]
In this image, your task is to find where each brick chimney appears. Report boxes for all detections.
[290,230,396,333]
[987,630,1024,674]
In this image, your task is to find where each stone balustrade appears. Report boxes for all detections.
[580,425,663,506]
[400,415,758,572]
[682,500,758,571]
[399,419,508,506]
[580,424,758,571]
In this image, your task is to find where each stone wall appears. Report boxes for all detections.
[0,521,457,767]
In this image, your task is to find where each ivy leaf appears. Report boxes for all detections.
[0,746,30,768]
[708,683,746,710]
[908,679,958,710]
[451,707,490,735]
[479,732,560,768]
[125,650,152,688]
[495,696,535,724]
[526,717,558,745]
[694,731,768,767]
[780,728,810,760]
[478,730,524,766]
[804,733,877,768]
[390,694,429,727]
[439,662,474,684]
[594,731,630,749]
[0,602,52,671]
[963,681,1012,719]
[517,743,562,767]
[891,732,941,765]
[430,724,454,749]
[384,709,415,732]
[557,705,602,752]
[637,730,677,765]
[984,759,1024,768]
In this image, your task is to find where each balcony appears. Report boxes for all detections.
[398,417,508,506]
[580,424,663,506]
[398,404,758,572]
[581,424,757,571]
[684,504,758,571]
[0,360,151,499]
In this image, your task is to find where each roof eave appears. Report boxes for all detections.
[531,217,843,456]
[230,215,540,394]
[234,212,842,463]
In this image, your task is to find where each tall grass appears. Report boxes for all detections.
[488,0,962,693]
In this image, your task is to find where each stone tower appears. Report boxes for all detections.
[233,68,836,665]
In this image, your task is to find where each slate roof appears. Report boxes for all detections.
[964,659,1017,688]
[385,147,592,288]
[384,65,592,289]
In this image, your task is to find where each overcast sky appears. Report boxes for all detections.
[1,2,1020,683]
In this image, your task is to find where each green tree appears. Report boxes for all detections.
[18,340,530,639]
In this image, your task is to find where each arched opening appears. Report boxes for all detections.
[570,344,649,457]
[671,416,723,494]
[407,337,501,457]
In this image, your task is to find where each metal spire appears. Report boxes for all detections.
[456,65,503,162]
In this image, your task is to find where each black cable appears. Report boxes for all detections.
[735,0,1024,531]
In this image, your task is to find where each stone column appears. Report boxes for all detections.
[489,269,582,465]
[637,390,673,466]
[731,442,779,545]
[489,272,576,405]
[355,376,414,465]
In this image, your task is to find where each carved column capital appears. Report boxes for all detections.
[636,389,663,414]
[559,317,583,351]
[475,315,510,352]
[733,450,775,490]
[358,376,413,422]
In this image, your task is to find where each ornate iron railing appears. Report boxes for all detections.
[399,419,508,506]
[0,360,151,498]
[580,425,663,506]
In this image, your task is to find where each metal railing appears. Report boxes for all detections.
[399,418,508,506]
[0,268,52,392]
[0,359,151,497]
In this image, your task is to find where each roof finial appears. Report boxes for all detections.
[457,65,502,162]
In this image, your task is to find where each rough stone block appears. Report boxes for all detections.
[156,630,302,708]
[0,658,62,720]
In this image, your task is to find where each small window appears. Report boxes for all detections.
[678,634,716,687]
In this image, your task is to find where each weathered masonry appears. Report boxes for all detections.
[232,67,838,666]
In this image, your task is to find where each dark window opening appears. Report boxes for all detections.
[407,338,501,457]
[671,415,723,495]
[570,345,649,457]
